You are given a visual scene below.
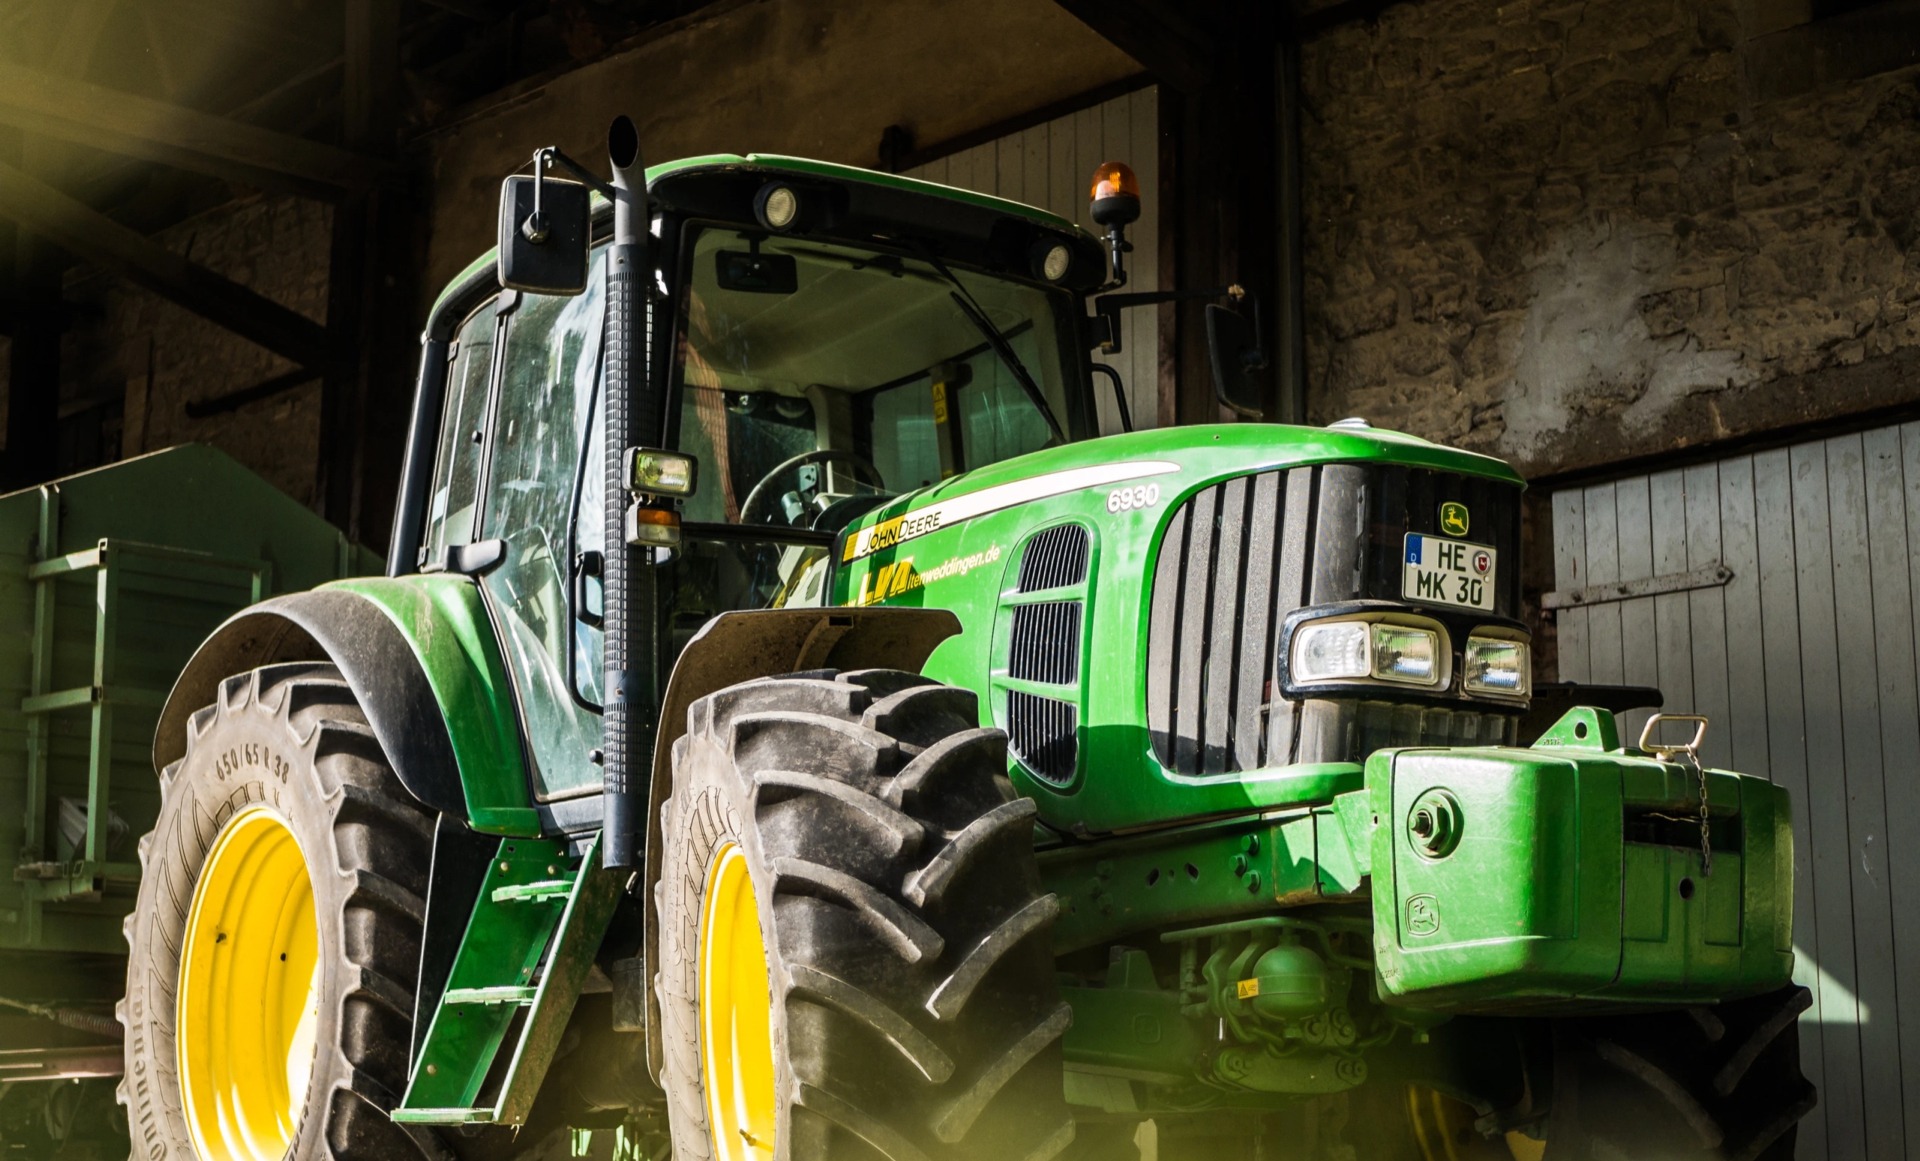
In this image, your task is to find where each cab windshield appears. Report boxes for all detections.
[670,227,1088,532]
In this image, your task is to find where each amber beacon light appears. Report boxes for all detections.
[1089,161,1141,227]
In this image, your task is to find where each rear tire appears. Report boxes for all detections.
[656,669,1074,1161]
[120,663,448,1161]
[1544,985,1815,1161]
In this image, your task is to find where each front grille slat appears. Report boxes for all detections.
[1202,476,1250,775]
[1146,505,1187,764]
[1233,470,1283,771]
[1269,469,1316,763]
[1172,486,1218,775]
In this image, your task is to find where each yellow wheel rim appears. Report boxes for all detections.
[699,842,777,1160]
[177,806,321,1160]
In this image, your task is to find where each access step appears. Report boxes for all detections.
[491,880,572,903]
[394,834,623,1128]
[442,985,537,1006]
[390,1108,496,1125]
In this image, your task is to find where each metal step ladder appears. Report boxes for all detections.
[393,833,622,1126]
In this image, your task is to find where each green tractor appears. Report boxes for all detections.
[122,119,1812,1161]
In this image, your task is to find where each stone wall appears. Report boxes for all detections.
[1300,0,1920,478]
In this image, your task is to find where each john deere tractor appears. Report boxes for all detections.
[122,118,1813,1161]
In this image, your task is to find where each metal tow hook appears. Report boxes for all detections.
[1640,714,1713,877]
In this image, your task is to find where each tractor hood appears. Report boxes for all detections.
[829,422,1530,834]
[833,422,1523,571]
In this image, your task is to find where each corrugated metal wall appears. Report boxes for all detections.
[1550,424,1920,1161]
[906,85,1161,433]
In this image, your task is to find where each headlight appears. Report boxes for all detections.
[626,448,697,496]
[1464,636,1530,697]
[1371,624,1439,684]
[1292,620,1442,687]
[1293,622,1369,681]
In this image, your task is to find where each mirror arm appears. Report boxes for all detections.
[522,146,617,245]
[1090,283,1250,356]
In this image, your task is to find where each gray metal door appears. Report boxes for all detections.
[1551,424,1920,1160]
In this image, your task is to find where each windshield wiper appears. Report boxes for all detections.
[916,247,1065,443]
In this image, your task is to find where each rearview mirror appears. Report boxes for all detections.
[497,173,591,294]
[716,249,798,294]
[1206,304,1266,418]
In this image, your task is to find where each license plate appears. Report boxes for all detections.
[1403,534,1496,611]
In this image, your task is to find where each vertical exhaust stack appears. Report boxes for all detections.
[603,115,650,870]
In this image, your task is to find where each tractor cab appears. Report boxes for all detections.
[392,152,1139,799]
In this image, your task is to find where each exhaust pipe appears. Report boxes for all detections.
[603,115,651,870]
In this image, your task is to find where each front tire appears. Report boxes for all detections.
[1544,985,1816,1161]
[656,669,1075,1161]
[120,663,446,1161]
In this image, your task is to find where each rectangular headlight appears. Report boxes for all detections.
[1370,624,1439,685]
[1291,620,1443,687]
[1293,621,1370,682]
[626,447,697,496]
[1464,636,1530,697]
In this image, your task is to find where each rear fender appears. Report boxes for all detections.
[155,577,539,836]
[638,606,961,1078]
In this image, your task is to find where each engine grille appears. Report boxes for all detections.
[1007,690,1078,785]
[1146,464,1523,775]
[1017,523,1090,592]
[1004,524,1090,786]
[1009,601,1081,684]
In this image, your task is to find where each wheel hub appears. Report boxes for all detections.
[176,805,320,1160]
[699,842,778,1160]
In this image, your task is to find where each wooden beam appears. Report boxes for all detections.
[0,61,388,198]
[0,159,331,368]
[1049,0,1221,94]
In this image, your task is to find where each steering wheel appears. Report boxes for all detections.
[738,448,888,527]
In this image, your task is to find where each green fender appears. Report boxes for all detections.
[155,575,538,836]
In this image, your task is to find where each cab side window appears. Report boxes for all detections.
[423,301,498,565]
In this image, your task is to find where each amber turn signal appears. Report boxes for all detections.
[625,504,682,548]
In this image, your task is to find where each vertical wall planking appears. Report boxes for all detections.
[1715,456,1769,778]
[1550,489,1588,682]
[1612,475,1658,740]
[1892,422,1920,1149]
[1787,440,1867,1161]
[1824,434,1901,1159]
[1647,469,1695,729]
[1747,445,1828,1108]
[1683,463,1731,771]
[1852,427,1913,1161]
[1582,483,1625,685]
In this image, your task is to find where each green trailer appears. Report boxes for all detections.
[119,124,1813,1161]
[0,445,377,1157]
